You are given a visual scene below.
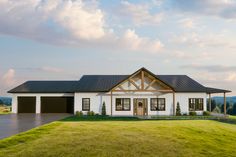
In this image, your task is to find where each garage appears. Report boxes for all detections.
[41,97,74,113]
[17,97,36,113]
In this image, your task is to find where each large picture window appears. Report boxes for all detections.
[189,98,204,111]
[82,98,90,111]
[150,98,165,111]
[116,98,131,111]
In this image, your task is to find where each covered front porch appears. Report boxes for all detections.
[206,87,231,116]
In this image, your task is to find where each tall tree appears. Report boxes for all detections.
[176,102,181,116]
[102,102,106,116]
[221,102,230,114]
[232,103,236,115]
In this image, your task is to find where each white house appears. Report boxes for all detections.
[9,67,231,116]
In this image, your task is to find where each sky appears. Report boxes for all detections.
[0,0,236,96]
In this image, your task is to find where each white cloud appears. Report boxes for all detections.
[2,68,16,86]
[0,0,105,41]
[225,73,236,81]
[120,1,163,26]
[0,0,163,53]
[120,29,164,53]
[179,18,195,29]
[170,32,236,49]
[41,66,63,73]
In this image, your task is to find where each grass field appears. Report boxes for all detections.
[0,106,11,114]
[0,119,236,157]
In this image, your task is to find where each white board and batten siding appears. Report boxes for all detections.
[74,92,207,116]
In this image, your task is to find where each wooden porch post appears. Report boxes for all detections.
[224,92,226,115]
[173,92,176,116]
[209,93,211,112]
[111,91,113,116]
[141,70,144,90]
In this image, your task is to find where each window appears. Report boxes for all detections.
[150,98,165,111]
[82,98,90,111]
[189,98,204,111]
[116,98,131,111]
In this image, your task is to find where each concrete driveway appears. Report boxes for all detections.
[0,113,72,139]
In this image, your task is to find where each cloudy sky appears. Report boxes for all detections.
[0,0,236,96]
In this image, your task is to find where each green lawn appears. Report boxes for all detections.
[229,115,236,119]
[0,119,236,157]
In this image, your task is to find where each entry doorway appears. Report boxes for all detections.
[133,98,147,116]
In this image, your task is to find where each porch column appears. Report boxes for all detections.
[36,96,41,114]
[110,91,113,116]
[209,93,211,112]
[173,92,176,115]
[224,92,226,115]
[12,95,18,113]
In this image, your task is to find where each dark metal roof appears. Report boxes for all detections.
[8,68,231,93]
[206,87,231,94]
[75,75,208,92]
[8,81,78,93]
[76,75,127,92]
[158,75,207,92]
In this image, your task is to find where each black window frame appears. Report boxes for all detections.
[189,98,204,111]
[150,98,166,111]
[115,98,131,111]
[82,98,90,111]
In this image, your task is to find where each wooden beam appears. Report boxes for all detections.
[145,79,156,90]
[111,91,113,116]
[141,71,144,90]
[112,89,173,92]
[118,85,125,91]
[209,93,211,112]
[173,92,176,116]
[129,79,140,90]
[224,92,226,115]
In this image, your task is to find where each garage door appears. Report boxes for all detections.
[18,97,36,113]
[41,97,74,113]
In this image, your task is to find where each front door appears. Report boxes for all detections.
[133,98,147,116]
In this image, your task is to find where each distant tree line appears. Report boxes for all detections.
[0,99,3,105]
[207,99,236,115]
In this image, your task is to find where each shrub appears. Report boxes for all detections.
[87,111,95,116]
[176,102,181,116]
[203,111,210,116]
[182,113,187,116]
[90,111,95,116]
[189,111,197,116]
[102,102,106,116]
[75,111,83,116]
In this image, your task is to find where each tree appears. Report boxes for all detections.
[232,103,236,115]
[227,103,234,115]
[176,102,181,116]
[212,106,221,113]
[0,99,3,105]
[102,102,106,116]
[207,99,216,112]
[221,102,230,113]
